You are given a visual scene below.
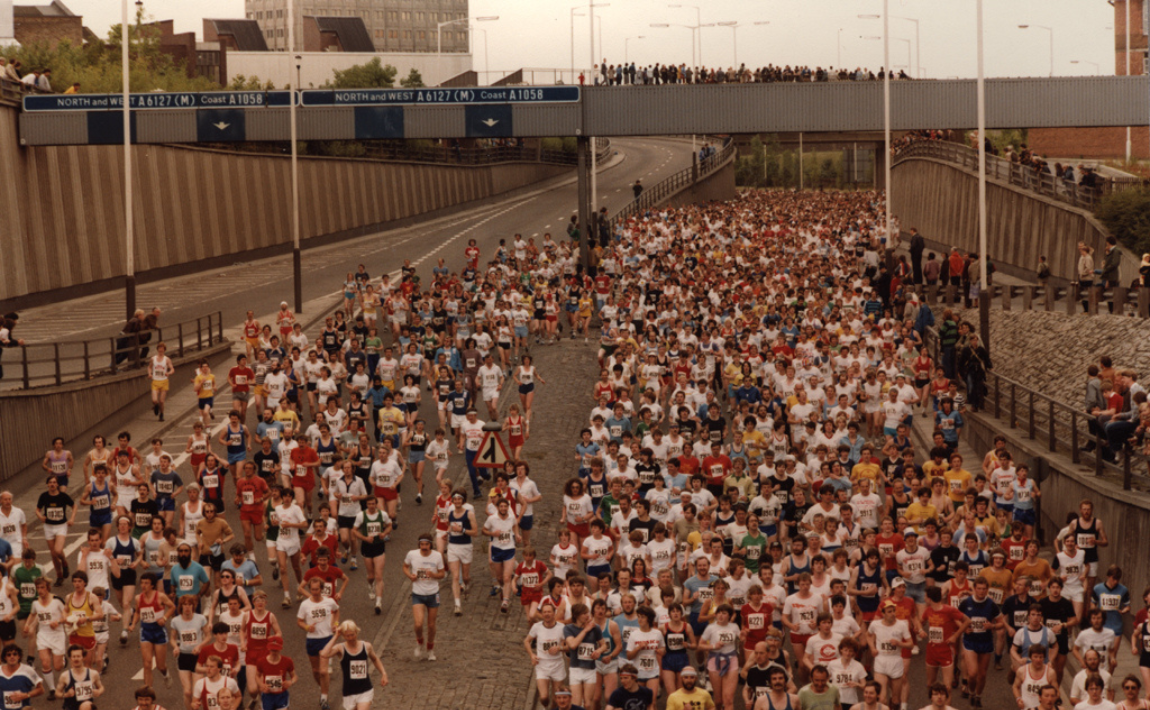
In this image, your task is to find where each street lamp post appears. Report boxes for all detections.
[668,4,702,65]
[1017,24,1053,77]
[121,0,137,320]
[883,0,891,250]
[624,35,645,64]
[438,15,496,86]
[1126,0,1132,162]
[837,27,844,68]
[287,0,302,313]
[649,23,697,69]
[891,16,920,78]
[978,0,990,352]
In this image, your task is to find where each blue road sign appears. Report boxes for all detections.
[197,109,247,142]
[354,106,404,140]
[302,86,579,107]
[23,91,294,112]
[465,104,512,138]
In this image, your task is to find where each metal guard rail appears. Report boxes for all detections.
[921,322,1145,491]
[608,137,736,226]
[194,139,612,170]
[890,140,1146,211]
[8,311,226,390]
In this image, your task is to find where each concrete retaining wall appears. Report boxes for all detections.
[0,105,569,307]
[666,159,738,208]
[890,157,1114,283]
[0,342,231,482]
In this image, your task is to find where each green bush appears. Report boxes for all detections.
[1095,186,1150,255]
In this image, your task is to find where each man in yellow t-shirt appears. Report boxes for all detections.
[942,453,972,503]
[850,444,882,485]
[665,667,715,710]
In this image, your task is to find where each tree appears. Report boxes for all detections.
[325,58,397,89]
[1095,187,1150,256]
[226,74,275,91]
[399,68,424,88]
[3,5,219,93]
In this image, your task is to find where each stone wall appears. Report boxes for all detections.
[947,306,1150,409]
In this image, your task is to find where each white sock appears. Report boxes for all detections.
[42,671,54,689]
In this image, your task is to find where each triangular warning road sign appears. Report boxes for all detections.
[475,430,511,468]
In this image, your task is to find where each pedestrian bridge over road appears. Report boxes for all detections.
[17,77,1150,146]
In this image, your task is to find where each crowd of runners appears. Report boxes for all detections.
[2,189,1147,710]
[515,191,1148,710]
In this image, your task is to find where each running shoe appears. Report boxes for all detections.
[163,671,172,688]
[272,564,280,581]
[500,600,509,613]
[427,651,437,661]
[350,557,358,571]
[120,629,128,645]
[454,603,462,616]
[320,699,330,710]
[414,645,423,660]
[375,602,381,615]
[415,494,422,505]
[490,585,499,597]
[282,595,292,609]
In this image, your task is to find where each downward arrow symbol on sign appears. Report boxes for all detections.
[212,122,231,130]
[481,119,499,127]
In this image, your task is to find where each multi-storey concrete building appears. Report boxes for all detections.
[245,0,469,54]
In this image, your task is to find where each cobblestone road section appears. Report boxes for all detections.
[373,338,595,709]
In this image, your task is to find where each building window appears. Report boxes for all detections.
[388,29,398,38]
[403,29,411,38]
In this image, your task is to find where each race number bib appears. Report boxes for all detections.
[243,491,255,505]
[141,608,156,623]
[929,627,944,644]
[179,576,194,591]
[349,660,368,679]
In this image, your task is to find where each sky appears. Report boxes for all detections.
[41,0,1118,81]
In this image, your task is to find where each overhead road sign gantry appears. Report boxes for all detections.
[301,85,581,107]
[23,90,295,112]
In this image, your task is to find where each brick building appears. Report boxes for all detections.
[149,20,227,85]
[1029,0,1150,160]
[244,0,469,54]
[12,0,83,49]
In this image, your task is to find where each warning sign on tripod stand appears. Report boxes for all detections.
[475,430,510,469]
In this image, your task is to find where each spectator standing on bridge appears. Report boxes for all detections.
[1101,237,1122,312]
[0,313,24,382]
[35,70,51,93]
[632,180,643,201]
[1077,243,1096,313]
[958,335,991,413]
[115,310,145,366]
[909,229,926,285]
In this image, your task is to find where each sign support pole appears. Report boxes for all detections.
[576,135,592,269]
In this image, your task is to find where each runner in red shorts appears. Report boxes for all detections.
[234,461,269,557]
[921,586,967,690]
[513,547,550,621]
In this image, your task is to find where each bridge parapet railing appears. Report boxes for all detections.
[4,312,226,390]
[891,139,1146,211]
[914,281,1150,319]
[608,137,736,226]
[921,320,1147,491]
